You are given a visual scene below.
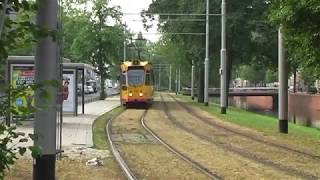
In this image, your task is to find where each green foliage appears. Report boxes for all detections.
[265,69,277,83]
[146,0,278,87]
[238,64,266,85]
[62,0,124,99]
[269,0,320,78]
[0,86,42,179]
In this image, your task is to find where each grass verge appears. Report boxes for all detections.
[92,106,124,150]
[177,95,320,144]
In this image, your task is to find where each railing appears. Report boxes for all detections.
[181,87,278,97]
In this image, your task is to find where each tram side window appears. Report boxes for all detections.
[122,74,126,85]
[145,73,151,85]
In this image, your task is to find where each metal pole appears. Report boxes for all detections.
[123,24,126,62]
[278,26,288,134]
[204,0,210,106]
[34,0,57,178]
[82,69,85,114]
[169,64,172,91]
[220,0,227,114]
[191,60,195,100]
[158,63,161,91]
[175,68,178,94]
[178,67,181,93]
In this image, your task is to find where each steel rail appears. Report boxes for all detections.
[106,114,138,180]
[164,94,319,179]
[169,94,320,161]
[142,97,222,180]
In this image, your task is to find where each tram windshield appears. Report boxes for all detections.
[127,69,145,86]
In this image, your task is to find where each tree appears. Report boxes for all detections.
[269,0,320,78]
[62,0,124,99]
[238,64,266,86]
[265,69,277,83]
[146,0,278,93]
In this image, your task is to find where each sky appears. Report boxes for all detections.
[109,0,160,42]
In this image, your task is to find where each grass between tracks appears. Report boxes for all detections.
[177,95,320,141]
[92,106,125,149]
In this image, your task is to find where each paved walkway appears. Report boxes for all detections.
[63,96,120,147]
[16,96,120,149]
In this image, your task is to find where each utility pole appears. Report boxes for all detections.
[278,26,288,134]
[175,68,178,94]
[169,64,172,91]
[191,60,195,100]
[123,24,126,62]
[178,67,181,93]
[34,0,58,179]
[220,0,227,114]
[158,63,161,91]
[204,0,210,106]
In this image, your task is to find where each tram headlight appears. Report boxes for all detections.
[139,92,143,97]
[129,92,133,97]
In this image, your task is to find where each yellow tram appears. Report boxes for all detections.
[120,60,154,107]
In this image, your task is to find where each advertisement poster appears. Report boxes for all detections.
[62,70,76,113]
[11,65,35,119]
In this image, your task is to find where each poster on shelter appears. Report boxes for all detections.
[11,65,35,119]
[62,70,76,112]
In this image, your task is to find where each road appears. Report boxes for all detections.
[78,87,119,104]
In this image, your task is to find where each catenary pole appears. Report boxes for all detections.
[123,29,126,61]
[220,0,227,114]
[178,67,181,93]
[278,26,288,133]
[158,63,161,91]
[204,0,210,106]
[33,0,58,179]
[169,64,172,91]
[191,60,195,100]
[175,68,178,94]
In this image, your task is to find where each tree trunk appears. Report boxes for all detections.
[100,74,106,100]
[293,69,297,93]
[198,64,204,103]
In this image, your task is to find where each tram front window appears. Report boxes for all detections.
[127,69,145,86]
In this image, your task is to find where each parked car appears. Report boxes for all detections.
[86,80,98,93]
[87,85,95,94]
[84,85,90,94]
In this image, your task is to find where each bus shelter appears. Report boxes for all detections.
[6,56,96,122]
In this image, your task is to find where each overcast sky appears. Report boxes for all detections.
[109,0,160,42]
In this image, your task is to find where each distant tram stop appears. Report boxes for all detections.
[6,56,97,124]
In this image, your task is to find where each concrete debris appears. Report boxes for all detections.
[62,145,110,160]
[86,157,104,166]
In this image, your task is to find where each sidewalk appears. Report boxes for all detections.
[16,96,120,149]
[63,96,120,147]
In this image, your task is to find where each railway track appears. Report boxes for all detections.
[168,94,320,161]
[141,109,222,180]
[108,108,222,179]
[107,112,138,180]
[160,94,319,180]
